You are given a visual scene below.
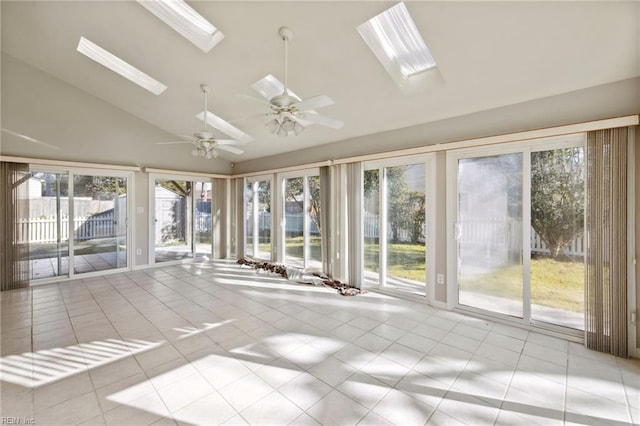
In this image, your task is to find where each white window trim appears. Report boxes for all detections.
[28,165,134,284]
[148,172,212,266]
[363,153,436,302]
[276,168,320,268]
[245,174,274,261]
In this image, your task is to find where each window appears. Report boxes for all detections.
[245,176,272,260]
[363,155,435,298]
[278,170,322,269]
[151,175,212,263]
[24,168,131,281]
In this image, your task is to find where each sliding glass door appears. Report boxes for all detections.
[73,174,127,274]
[195,181,212,259]
[26,172,69,280]
[25,168,130,281]
[152,176,212,263]
[154,179,192,262]
[449,134,586,331]
[245,176,272,260]
[456,153,524,317]
[280,170,321,269]
[363,156,433,298]
[530,146,585,329]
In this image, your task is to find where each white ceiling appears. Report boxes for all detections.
[2,1,639,169]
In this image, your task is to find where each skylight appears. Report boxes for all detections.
[195,111,254,143]
[357,2,436,85]
[137,0,224,53]
[76,37,167,95]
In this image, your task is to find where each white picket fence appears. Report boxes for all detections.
[17,214,118,243]
[362,213,585,256]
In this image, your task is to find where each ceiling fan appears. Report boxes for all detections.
[158,84,246,159]
[240,27,343,137]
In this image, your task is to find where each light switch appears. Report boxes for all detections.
[137,207,144,214]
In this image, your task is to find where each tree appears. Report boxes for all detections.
[385,167,409,242]
[531,148,584,260]
[406,191,426,244]
[364,166,426,243]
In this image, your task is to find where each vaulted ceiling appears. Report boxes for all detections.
[2,1,639,173]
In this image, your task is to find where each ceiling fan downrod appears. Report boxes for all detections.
[201,84,210,131]
[279,27,294,99]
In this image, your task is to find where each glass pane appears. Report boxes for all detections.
[256,180,271,260]
[27,172,69,279]
[530,147,585,329]
[195,181,212,259]
[385,164,426,295]
[363,169,380,285]
[284,177,304,267]
[245,181,254,256]
[155,179,192,262]
[308,176,322,267]
[457,153,523,318]
[73,175,127,274]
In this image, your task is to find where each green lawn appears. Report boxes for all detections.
[33,235,582,313]
[365,243,583,312]
[282,238,583,313]
[460,256,584,312]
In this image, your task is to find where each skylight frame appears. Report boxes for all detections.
[76,37,167,95]
[137,0,224,53]
[357,2,437,87]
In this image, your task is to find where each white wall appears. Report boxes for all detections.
[234,77,640,174]
[1,53,233,174]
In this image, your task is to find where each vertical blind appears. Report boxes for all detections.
[585,127,628,357]
[1,162,30,291]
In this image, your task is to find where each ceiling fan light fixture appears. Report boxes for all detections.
[281,117,296,133]
[293,121,304,136]
[276,126,288,138]
[137,0,224,52]
[266,118,280,133]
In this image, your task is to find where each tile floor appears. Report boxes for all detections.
[1,260,638,425]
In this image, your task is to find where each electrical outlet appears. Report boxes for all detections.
[136,248,142,256]
[436,273,445,284]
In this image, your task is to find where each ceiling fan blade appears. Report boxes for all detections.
[2,128,60,150]
[178,134,198,141]
[156,141,191,145]
[299,113,344,129]
[195,111,254,143]
[215,139,246,146]
[292,94,334,112]
[216,145,244,155]
[235,93,272,107]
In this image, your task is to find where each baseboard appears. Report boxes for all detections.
[430,300,448,310]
